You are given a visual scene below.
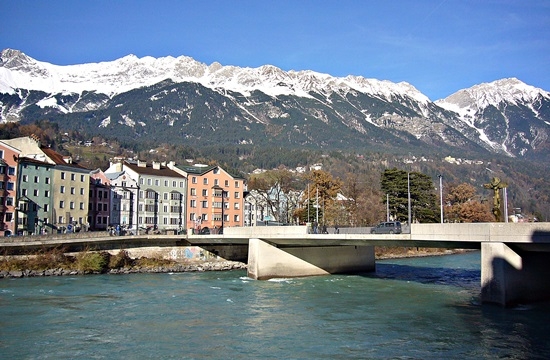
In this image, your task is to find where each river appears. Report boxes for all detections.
[1,251,549,359]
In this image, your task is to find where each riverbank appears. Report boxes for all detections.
[0,247,472,279]
[0,259,247,279]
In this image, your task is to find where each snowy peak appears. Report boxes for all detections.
[0,49,36,69]
[0,49,429,102]
[437,78,550,111]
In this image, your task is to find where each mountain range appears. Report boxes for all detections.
[1,48,550,160]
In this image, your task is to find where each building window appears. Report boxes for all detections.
[7,182,14,190]
[8,167,15,175]
[70,202,75,209]
[80,202,85,210]
[202,189,208,196]
[45,177,50,184]
[171,192,181,200]
[58,216,63,224]
[22,189,28,196]
[44,204,49,211]
[81,175,85,182]
[235,181,239,188]
[179,181,184,188]
[155,179,159,186]
[201,201,208,208]
[34,176,39,183]
[190,188,196,196]
[71,187,75,195]
[234,192,240,199]
[60,186,65,193]
[190,200,196,208]
[34,189,39,196]
[225,180,229,187]
[22,175,28,182]
[59,201,65,208]
[192,177,197,184]
[234,215,240,222]
[164,180,168,187]
[61,172,65,180]
[71,174,75,181]
[147,179,152,186]
[172,181,177,187]
[203,178,208,185]
[6,197,13,206]
[5,212,12,222]
[214,179,219,186]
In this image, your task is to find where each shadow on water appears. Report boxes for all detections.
[359,263,480,289]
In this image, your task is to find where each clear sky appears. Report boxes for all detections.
[1,0,549,100]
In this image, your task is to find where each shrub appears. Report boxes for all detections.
[74,251,110,273]
[108,250,133,269]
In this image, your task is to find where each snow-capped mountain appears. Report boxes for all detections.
[1,49,549,159]
[0,49,429,102]
[436,78,550,157]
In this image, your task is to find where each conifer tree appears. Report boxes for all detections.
[380,168,439,223]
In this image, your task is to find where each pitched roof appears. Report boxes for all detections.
[176,164,217,175]
[124,161,185,178]
[41,147,89,170]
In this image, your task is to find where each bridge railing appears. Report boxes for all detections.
[0,231,111,244]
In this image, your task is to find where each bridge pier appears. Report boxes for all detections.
[247,238,375,280]
[481,242,550,307]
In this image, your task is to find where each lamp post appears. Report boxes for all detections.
[316,187,319,224]
[386,194,389,222]
[503,187,508,223]
[407,172,411,225]
[439,175,443,223]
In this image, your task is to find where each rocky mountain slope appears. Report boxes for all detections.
[1,49,549,159]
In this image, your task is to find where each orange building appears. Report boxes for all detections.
[0,141,20,236]
[176,164,246,233]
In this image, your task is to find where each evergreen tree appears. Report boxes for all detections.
[380,168,439,223]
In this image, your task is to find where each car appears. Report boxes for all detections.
[198,227,210,235]
[371,221,402,234]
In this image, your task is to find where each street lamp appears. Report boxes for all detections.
[386,194,389,222]
[438,174,443,223]
[407,172,411,225]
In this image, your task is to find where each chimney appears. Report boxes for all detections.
[137,160,147,168]
[110,161,123,172]
[152,161,161,170]
[29,134,41,147]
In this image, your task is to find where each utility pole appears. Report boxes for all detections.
[386,194,389,222]
[438,174,443,223]
[407,172,411,225]
[316,187,319,224]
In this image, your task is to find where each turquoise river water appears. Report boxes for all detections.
[1,251,550,359]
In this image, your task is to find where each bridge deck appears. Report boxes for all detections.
[1,223,549,254]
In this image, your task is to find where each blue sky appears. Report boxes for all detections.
[1,0,549,100]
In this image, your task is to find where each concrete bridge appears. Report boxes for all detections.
[2,223,550,307]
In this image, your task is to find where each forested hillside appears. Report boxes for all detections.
[1,121,548,222]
